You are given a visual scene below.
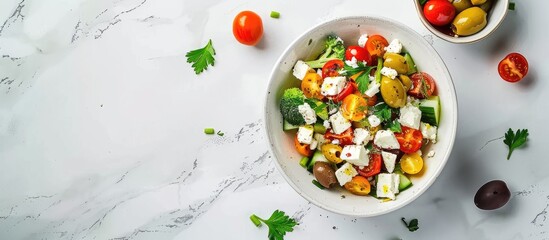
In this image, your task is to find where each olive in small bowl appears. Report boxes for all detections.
[474,180,511,210]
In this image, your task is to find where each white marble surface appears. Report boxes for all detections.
[0,0,548,239]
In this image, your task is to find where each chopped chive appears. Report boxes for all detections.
[204,128,215,134]
[217,131,224,136]
[270,11,280,19]
[312,180,326,189]
[299,157,310,168]
[250,214,262,227]
[508,2,515,10]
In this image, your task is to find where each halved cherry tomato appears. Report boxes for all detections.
[356,153,382,178]
[294,134,313,157]
[498,53,529,83]
[329,81,356,103]
[340,94,368,121]
[301,72,324,100]
[322,59,345,78]
[408,72,437,99]
[365,35,389,59]
[232,11,263,46]
[423,0,456,26]
[395,126,424,154]
[344,176,371,195]
[324,128,354,146]
[400,152,424,175]
[345,45,372,63]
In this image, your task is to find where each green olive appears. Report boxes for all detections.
[321,144,343,164]
[383,53,408,74]
[452,0,473,13]
[479,0,493,12]
[451,7,487,36]
[398,75,412,91]
[471,0,487,5]
[380,76,406,108]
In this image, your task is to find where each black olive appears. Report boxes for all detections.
[313,162,337,189]
[474,180,511,210]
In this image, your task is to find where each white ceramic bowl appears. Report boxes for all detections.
[264,16,458,217]
[414,0,509,44]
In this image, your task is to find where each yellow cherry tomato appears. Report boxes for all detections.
[340,94,368,121]
[400,152,424,175]
[301,72,324,100]
[344,176,371,195]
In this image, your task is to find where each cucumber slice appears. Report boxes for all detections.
[313,122,327,134]
[419,96,441,126]
[308,150,328,172]
[283,119,300,131]
[404,52,418,75]
[299,156,310,169]
[397,172,413,191]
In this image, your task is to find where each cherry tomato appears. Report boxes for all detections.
[395,126,424,154]
[322,60,345,78]
[345,45,372,63]
[356,153,382,178]
[365,35,389,59]
[408,72,437,99]
[400,152,424,175]
[329,81,357,103]
[344,176,371,195]
[498,52,529,83]
[423,0,456,26]
[324,128,354,146]
[340,94,368,121]
[232,11,263,46]
[294,134,313,157]
[301,72,324,100]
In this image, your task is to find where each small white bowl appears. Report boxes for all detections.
[263,16,458,217]
[414,0,509,44]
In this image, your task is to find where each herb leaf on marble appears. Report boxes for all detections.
[503,128,529,160]
[401,217,419,232]
[186,39,216,74]
[250,210,297,240]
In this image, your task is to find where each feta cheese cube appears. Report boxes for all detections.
[310,140,318,150]
[427,150,435,158]
[353,128,371,145]
[376,173,400,200]
[297,125,314,144]
[374,130,400,149]
[331,139,340,145]
[380,67,398,79]
[292,60,311,80]
[335,162,358,186]
[368,115,381,128]
[329,111,351,134]
[323,120,331,129]
[420,122,438,143]
[317,69,322,76]
[381,151,397,173]
[321,77,347,96]
[364,80,380,97]
[358,34,368,48]
[345,56,359,68]
[341,145,370,167]
[298,102,317,125]
[384,39,403,54]
[399,104,422,130]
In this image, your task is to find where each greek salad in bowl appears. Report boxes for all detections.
[280,33,441,201]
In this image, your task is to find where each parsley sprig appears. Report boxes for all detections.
[371,103,394,123]
[186,39,216,74]
[386,120,402,133]
[401,217,419,232]
[341,62,375,94]
[503,128,529,160]
[250,210,297,240]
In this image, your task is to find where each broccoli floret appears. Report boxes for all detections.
[305,35,346,69]
[280,88,306,125]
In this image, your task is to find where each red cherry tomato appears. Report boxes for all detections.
[324,128,354,146]
[322,59,345,78]
[355,153,382,178]
[423,0,456,26]
[232,11,263,46]
[408,72,437,99]
[345,45,372,63]
[365,35,389,59]
[329,81,357,103]
[498,53,529,83]
[395,126,424,154]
